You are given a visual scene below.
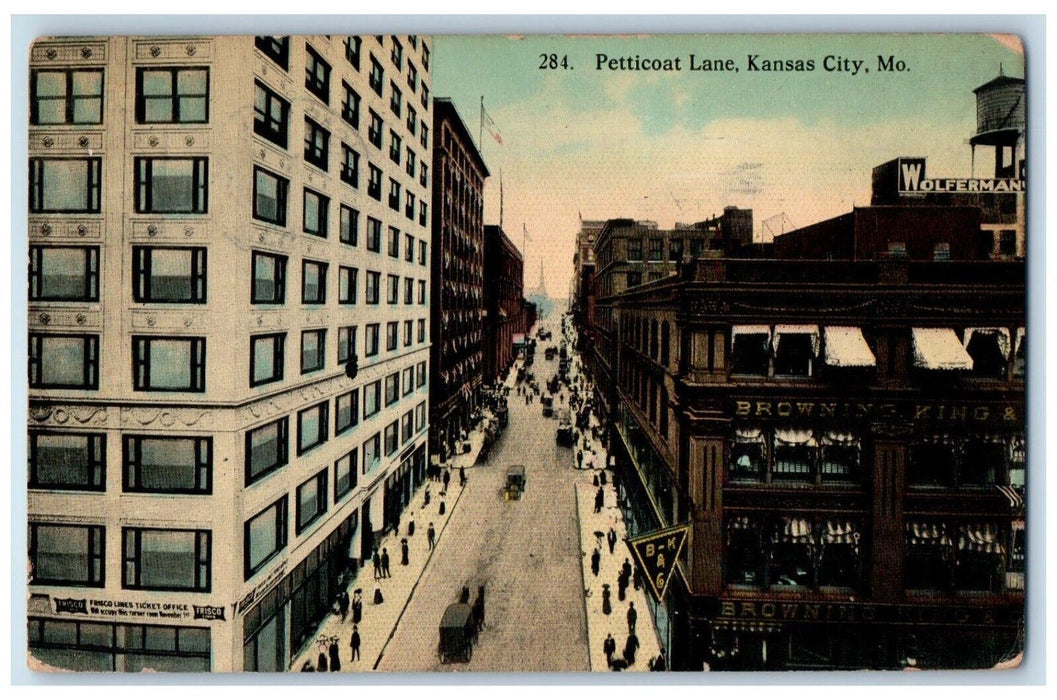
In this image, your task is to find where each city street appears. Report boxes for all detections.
[377,329,591,672]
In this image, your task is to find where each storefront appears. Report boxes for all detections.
[28,617,212,672]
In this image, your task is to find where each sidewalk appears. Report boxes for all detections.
[291,477,467,673]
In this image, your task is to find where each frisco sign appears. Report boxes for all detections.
[897,157,1024,194]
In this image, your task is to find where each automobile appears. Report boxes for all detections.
[505,464,526,500]
[556,409,574,446]
[438,603,475,663]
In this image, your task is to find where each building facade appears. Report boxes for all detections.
[570,219,604,354]
[604,257,1025,670]
[429,98,488,459]
[27,34,433,672]
[482,225,523,385]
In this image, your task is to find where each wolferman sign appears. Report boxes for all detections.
[897,157,1024,193]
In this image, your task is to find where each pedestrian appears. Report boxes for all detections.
[300,660,314,672]
[603,633,617,668]
[600,469,608,486]
[623,633,640,666]
[621,558,632,581]
[408,514,416,537]
[460,586,470,604]
[593,473,599,487]
[339,589,350,622]
[373,587,384,604]
[459,465,466,486]
[317,650,328,672]
[349,625,361,662]
[328,638,341,671]
[607,528,617,555]
[577,450,583,468]
[372,549,381,580]
[632,565,641,591]
[627,602,638,635]
[428,522,436,550]
[443,469,451,491]
[352,591,363,624]
[651,648,667,672]
[401,538,409,566]
[381,548,390,577]
[602,583,612,615]
[618,572,628,602]
[594,486,604,513]
[439,500,446,515]
[424,487,431,506]
[591,548,601,576]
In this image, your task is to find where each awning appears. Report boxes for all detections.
[964,327,1011,359]
[775,517,815,544]
[906,521,952,547]
[822,326,876,368]
[957,523,1005,554]
[734,427,766,443]
[911,328,974,371]
[774,324,820,356]
[822,520,861,546]
[774,428,816,446]
[820,431,859,447]
[731,325,772,342]
[1014,327,1026,357]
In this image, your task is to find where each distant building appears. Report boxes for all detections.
[571,219,605,353]
[430,97,489,458]
[483,224,523,384]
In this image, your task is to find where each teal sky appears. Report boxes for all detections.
[433,34,1023,297]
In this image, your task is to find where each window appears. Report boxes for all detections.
[384,373,399,405]
[338,266,358,304]
[772,430,816,483]
[960,437,1008,486]
[123,435,211,494]
[999,230,1017,257]
[367,216,382,251]
[386,321,398,350]
[420,163,429,188]
[407,105,417,133]
[304,44,330,103]
[389,130,402,164]
[300,329,326,374]
[730,329,770,375]
[29,157,102,213]
[369,55,384,96]
[423,44,431,71]
[820,433,860,483]
[344,36,362,69]
[626,272,642,288]
[244,497,287,579]
[390,82,402,117]
[421,84,429,108]
[419,241,427,265]
[31,68,103,125]
[401,411,414,443]
[402,367,414,395]
[132,247,207,303]
[252,167,288,226]
[418,280,426,304]
[123,529,210,591]
[418,201,427,226]
[363,380,381,417]
[416,360,426,387]
[29,523,104,587]
[365,324,380,357]
[415,401,426,431]
[403,320,413,346]
[368,110,383,148]
[904,520,952,591]
[384,421,398,455]
[367,164,382,199]
[340,144,359,187]
[334,448,358,501]
[363,433,381,474]
[417,319,426,343]
[335,389,359,435]
[341,81,360,128]
[255,36,289,70]
[965,328,1009,379]
[886,241,908,259]
[421,124,429,149]
[134,158,208,214]
[301,260,327,304]
[250,332,285,386]
[391,38,403,68]
[132,336,206,392]
[401,236,413,264]
[29,246,99,302]
[297,402,328,454]
[388,178,401,211]
[774,330,817,377]
[303,118,329,170]
[253,82,290,149]
[908,440,955,487]
[337,325,357,364]
[648,238,663,261]
[339,205,359,246]
[295,470,328,534]
[729,430,766,482]
[388,227,400,258]
[28,333,98,389]
[405,192,416,220]
[29,432,105,491]
[690,238,705,257]
[933,242,951,261]
[406,148,417,177]
[302,189,328,237]
[669,238,683,261]
[404,277,414,304]
[136,67,208,124]
[251,251,286,304]
[366,270,380,304]
[245,418,288,485]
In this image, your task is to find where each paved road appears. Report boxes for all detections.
[377,333,590,672]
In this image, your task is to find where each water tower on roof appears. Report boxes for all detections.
[970,69,1025,180]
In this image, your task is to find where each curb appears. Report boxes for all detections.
[371,479,468,670]
[573,485,596,672]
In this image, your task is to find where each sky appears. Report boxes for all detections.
[432,33,1023,300]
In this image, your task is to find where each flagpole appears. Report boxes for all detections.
[499,170,504,230]
[479,96,484,149]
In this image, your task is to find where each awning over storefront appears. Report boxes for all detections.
[734,427,766,443]
[731,325,771,344]
[775,517,815,544]
[822,520,861,548]
[906,521,952,547]
[774,324,820,356]
[964,327,1011,358]
[957,523,1005,554]
[820,431,860,447]
[774,428,816,446]
[822,326,876,367]
[1014,327,1026,357]
[911,328,974,371]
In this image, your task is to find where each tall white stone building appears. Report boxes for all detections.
[27,34,433,671]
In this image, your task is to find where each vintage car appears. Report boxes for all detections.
[555,409,575,446]
[505,464,526,500]
[438,603,475,663]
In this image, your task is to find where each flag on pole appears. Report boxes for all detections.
[482,103,503,145]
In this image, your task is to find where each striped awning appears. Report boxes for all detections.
[906,521,952,547]
[957,523,1005,554]
[775,517,815,544]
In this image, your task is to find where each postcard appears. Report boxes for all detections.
[24,31,1025,673]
